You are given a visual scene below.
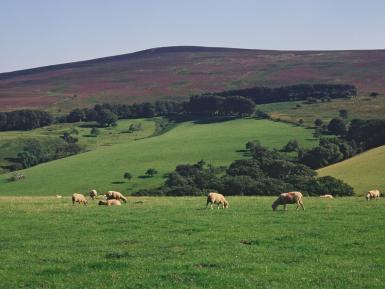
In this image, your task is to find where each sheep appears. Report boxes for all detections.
[98,199,122,206]
[272,191,304,211]
[105,191,127,203]
[72,193,87,206]
[89,189,98,200]
[320,194,334,199]
[206,192,229,209]
[55,195,62,198]
[366,189,381,201]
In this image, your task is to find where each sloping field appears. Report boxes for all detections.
[259,94,385,126]
[0,119,157,173]
[1,196,384,289]
[318,145,385,194]
[1,46,385,111]
[0,119,316,196]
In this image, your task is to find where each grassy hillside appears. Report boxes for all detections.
[0,119,316,196]
[318,145,385,194]
[258,94,385,127]
[1,46,385,111]
[1,196,385,289]
[0,119,157,173]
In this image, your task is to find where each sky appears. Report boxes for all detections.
[1,0,385,73]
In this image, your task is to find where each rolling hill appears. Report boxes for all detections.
[317,145,385,194]
[1,46,385,111]
[0,118,317,196]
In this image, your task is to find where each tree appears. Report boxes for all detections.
[282,139,300,152]
[67,109,85,122]
[314,118,323,127]
[90,127,100,137]
[62,131,78,143]
[146,168,158,177]
[339,109,348,119]
[123,172,132,181]
[97,109,118,127]
[328,118,347,135]
[370,92,379,98]
[298,119,304,126]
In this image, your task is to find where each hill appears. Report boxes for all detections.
[1,46,385,111]
[317,145,385,194]
[0,118,316,196]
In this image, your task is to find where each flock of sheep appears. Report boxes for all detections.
[69,189,382,210]
[71,190,127,206]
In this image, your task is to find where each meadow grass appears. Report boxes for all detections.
[318,145,385,194]
[258,94,385,127]
[0,119,317,196]
[0,119,157,173]
[0,196,384,289]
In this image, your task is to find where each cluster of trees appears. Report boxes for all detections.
[299,118,385,169]
[12,138,83,170]
[135,141,353,197]
[299,137,357,169]
[216,84,357,104]
[0,110,53,131]
[63,101,182,125]
[185,95,255,116]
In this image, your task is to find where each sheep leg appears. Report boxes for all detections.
[283,204,287,211]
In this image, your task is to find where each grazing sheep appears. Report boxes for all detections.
[320,194,334,199]
[72,193,87,206]
[206,192,229,209]
[56,195,62,198]
[89,189,98,200]
[272,191,304,211]
[366,189,381,201]
[98,199,122,206]
[105,191,127,203]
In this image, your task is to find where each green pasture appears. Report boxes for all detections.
[0,118,317,196]
[258,94,385,127]
[0,119,157,173]
[318,145,385,194]
[0,196,384,289]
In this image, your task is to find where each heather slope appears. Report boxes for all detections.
[1,46,385,111]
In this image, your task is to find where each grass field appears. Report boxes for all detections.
[1,196,385,289]
[258,94,385,127]
[318,145,385,195]
[0,119,157,173]
[0,119,317,196]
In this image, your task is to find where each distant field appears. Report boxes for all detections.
[318,145,385,195]
[0,118,317,196]
[0,119,157,174]
[1,196,384,289]
[258,94,385,126]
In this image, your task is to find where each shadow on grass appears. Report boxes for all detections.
[111,181,125,184]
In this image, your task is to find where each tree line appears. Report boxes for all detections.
[216,84,357,104]
[0,83,356,131]
[135,141,354,197]
[0,110,53,131]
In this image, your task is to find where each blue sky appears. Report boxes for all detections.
[1,0,385,72]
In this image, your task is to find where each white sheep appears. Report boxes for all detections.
[98,199,122,206]
[105,191,127,203]
[320,194,334,199]
[72,193,87,206]
[272,191,304,211]
[89,189,98,200]
[366,190,380,201]
[206,192,229,209]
